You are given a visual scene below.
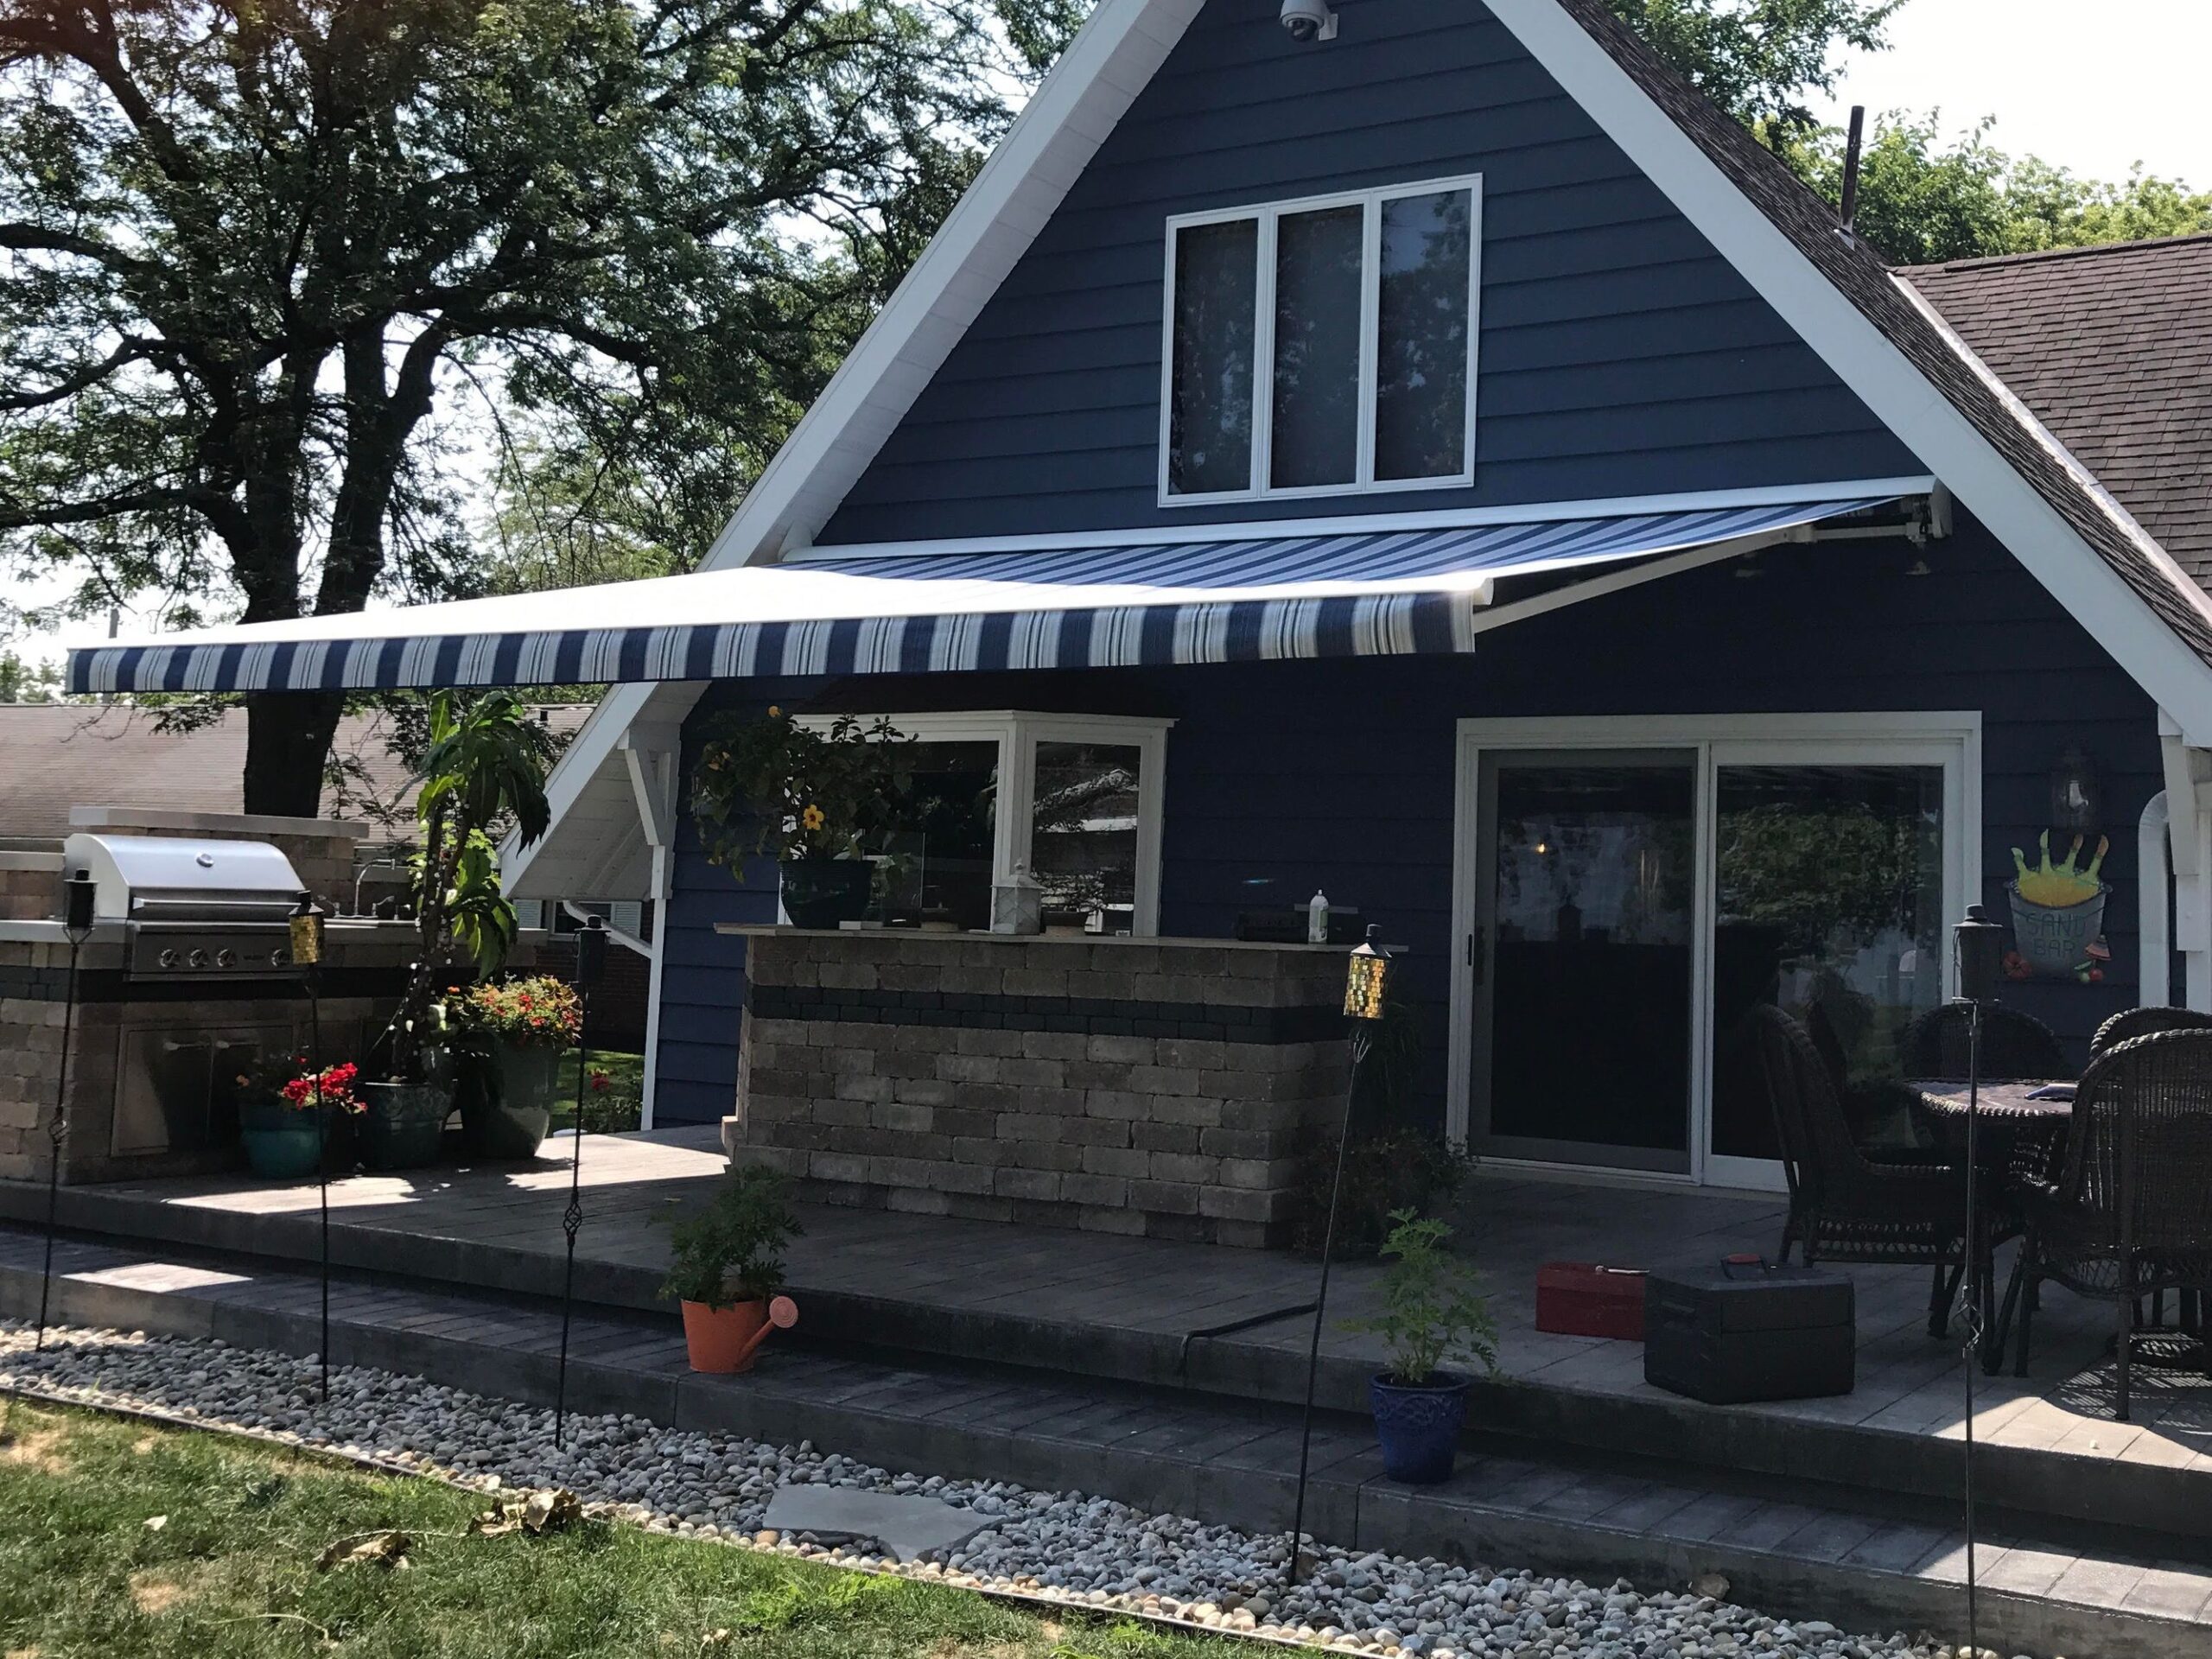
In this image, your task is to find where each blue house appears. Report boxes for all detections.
[74,0,2212,1217]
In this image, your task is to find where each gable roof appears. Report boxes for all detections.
[512,0,2212,900]
[1898,236,2212,587]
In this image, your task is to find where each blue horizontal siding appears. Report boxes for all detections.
[815,0,1920,547]
[650,508,2158,1127]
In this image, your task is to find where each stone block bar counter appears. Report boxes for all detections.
[718,928,1351,1247]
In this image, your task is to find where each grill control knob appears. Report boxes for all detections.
[158,949,180,969]
[214,949,237,969]
[187,949,209,969]
[269,947,289,969]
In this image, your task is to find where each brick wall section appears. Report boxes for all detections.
[722,931,1350,1248]
[0,853,62,922]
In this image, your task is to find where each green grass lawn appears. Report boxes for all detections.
[546,1048,646,1135]
[0,1400,1249,1659]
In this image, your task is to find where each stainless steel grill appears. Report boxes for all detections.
[63,833,307,981]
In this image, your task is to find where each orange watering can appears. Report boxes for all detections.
[682,1294,799,1374]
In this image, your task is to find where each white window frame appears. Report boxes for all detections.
[1446,711,1982,1192]
[1158,172,1484,506]
[793,710,1173,934]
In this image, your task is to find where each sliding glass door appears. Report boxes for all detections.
[1452,718,1974,1187]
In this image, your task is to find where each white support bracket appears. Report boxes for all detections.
[619,722,682,1128]
[2158,711,2212,1010]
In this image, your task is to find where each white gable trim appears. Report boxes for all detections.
[1482,0,2212,741]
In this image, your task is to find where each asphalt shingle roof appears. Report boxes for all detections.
[1551,0,2212,667]
[1897,237,2212,587]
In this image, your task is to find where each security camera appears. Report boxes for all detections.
[1281,0,1338,41]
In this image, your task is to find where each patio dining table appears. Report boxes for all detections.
[1912,1078,2076,1189]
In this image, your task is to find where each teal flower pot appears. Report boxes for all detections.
[238,1100,330,1180]
[456,1041,562,1160]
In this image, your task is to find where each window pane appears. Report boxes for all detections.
[866,740,999,932]
[1270,205,1363,488]
[1030,741,1144,934]
[1375,189,1472,481]
[1708,766,1946,1160]
[1168,219,1258,495]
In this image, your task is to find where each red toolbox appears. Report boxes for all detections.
[1535,1262,1649,1340]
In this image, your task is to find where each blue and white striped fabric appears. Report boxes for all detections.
[66,497,1882,695]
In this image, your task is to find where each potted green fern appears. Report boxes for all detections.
[659,1166,803,1372]
[1344,1209,1499,1484]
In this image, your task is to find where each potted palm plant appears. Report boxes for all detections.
[238,1058,365,1179]
[450,975,581,1159]
[1344,1209,1499,1484]
[691,707,912,928]
[370,691,554,1146]
[659,1166,802,1373]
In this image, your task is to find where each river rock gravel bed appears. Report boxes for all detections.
[0,1319,2014,1659]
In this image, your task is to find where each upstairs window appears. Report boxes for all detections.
[1163,175,1480,503]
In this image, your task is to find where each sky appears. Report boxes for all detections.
[1821,0,2212,184]
[10,0,2212,671]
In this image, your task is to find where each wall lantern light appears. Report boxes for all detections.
[2049,747,2100,832]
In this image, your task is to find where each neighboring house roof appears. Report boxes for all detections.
[512,0,2212,899]
[1897,236,2212,587]
[0,703,592,845]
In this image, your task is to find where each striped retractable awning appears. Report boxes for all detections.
[65,496,1886,695]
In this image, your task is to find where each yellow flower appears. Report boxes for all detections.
[801,804,826,831]
[767,705,782,719]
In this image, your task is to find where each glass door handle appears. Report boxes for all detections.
[1467,925,1485,986]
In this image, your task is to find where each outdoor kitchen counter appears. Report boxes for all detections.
[0,920,416,1185]
[715,926,1351,1248]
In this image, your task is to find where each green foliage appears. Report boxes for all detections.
[1776,112,2212,264]
[1290,1128,1476,1259]
[0,1400,1253,1659]
[1343,1209,1499,1389]
[693,709,917,870]
[0,650,60,702]
[1605,0,1902,136]
[660,1165,803,1307]
[390,690,555,1078]
[0,0,1062,813]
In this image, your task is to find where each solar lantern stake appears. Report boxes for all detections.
[554,914,609,1452]
[290,891,330,1402]
[1952,903,2005,1659]
[33,872,99,1355]
[1287,925,1394,1587]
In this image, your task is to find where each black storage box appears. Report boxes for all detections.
[1643,1261,1855,1404]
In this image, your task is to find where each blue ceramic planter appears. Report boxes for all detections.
[1369,1372,1470,1484]
[238,1104,326,1180]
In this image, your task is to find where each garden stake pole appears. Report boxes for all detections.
[1288,1020,1370,1586]
[555,916,610,1453]
[1950,904,2003,1659]
[1288,928,1395,1588]
[34,874,98,1355]
[292,893,330,1402]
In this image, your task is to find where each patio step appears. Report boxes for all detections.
[6,1168,2209,1555]
[1,1220,2209,1658]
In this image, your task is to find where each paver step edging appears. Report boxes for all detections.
[0,1224,2205,1659]
[7,1178,2206,1550]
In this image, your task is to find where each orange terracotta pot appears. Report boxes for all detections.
[680,1295,797,1373]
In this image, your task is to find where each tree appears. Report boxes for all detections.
[1777,114,2212,265]
[0,0,1058,815]
[1605,0,1902,137]
[0,650,61,702]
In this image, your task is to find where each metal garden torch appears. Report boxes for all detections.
[33,872,99,1355]
[554,915,610,1452]
[290,889,333,1400]
[1950,901,2005,1659]
[1288,925,1396,1586]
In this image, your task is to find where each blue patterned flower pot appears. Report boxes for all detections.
[1370,1372,1470,1484]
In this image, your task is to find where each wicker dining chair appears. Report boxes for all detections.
[2091,1006,2212,1054]
[1752,1005,2000,1340]
[1904,1001,2074,1083]
[2003,1028,2212,1420]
